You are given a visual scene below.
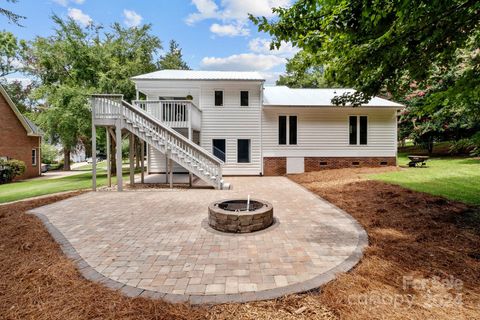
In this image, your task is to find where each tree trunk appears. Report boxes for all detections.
[63,148,71,171]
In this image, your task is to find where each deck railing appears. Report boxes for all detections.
[132,100,202,130]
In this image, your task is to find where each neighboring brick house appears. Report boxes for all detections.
[0,85,42,179]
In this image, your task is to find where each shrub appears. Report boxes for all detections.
[0,159,26,184]
[449,132,480,156]
[41,143,59,164]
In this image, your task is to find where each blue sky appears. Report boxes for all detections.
[1,0,298,83]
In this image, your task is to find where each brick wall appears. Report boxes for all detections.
[263,156,396,176]
[0,93,41,179]
[263,157,286,176]
[304,157,396,172]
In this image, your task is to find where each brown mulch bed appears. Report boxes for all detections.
[290,168,480,319]
[1,167,479,319]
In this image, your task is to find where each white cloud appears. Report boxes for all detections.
[201,53,285,71]
[248,38,299,58]
[210,23,249,37]
[68,8,92,26]
[219,0,291,20]
[186,0,292,36]
[123,9,143,27]
[186,0,219,25]
[53,0,85,7]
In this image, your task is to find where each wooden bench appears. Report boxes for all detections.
[408,155,429,167]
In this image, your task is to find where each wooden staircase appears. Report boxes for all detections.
[90,95,229,190]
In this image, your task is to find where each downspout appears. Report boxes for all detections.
[260,81,264,175]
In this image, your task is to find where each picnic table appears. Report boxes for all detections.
[408,155,429,167]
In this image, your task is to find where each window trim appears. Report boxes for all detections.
[278,114,298,146]
[212,138,226,162]
[348,115,369,146]
[240,90,249,107]
[214,90,224,107]
[32,148,37,166]
[236,139,251,163]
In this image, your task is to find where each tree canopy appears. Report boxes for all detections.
[251,0,479,105]
[0,0,25,26]
[157,40,190,70]
[21,15,163,169]
[277,51,336,88]
[252,0,480,152]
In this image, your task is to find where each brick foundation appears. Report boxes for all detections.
[304,157,396,172]
[263,156,396,176]
[263,157,286,176]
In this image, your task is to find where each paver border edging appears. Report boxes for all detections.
[29,188,368,305]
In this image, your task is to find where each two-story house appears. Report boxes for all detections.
[90,70,403,190]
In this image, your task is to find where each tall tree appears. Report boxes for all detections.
[0,79,37,113]
[23,16,162,170]
[251,0,480,105]
[157,40,190,70]
[277,50,337,88]
[0,31,23,77]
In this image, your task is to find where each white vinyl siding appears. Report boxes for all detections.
[137,80,263,175]
[200,82,262,175]
[262,107,397,157]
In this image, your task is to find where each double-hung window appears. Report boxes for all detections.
[32,149,37,166]
[237,139,250,163]
[214,90,223,106]
[278,115,297,145]
[349,115,368,145]
[212,139,226,162]
[240,91,249,106]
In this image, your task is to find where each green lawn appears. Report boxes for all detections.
[370,154,480,205]
[0,170,126,204]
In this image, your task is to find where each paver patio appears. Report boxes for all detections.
[30,176,367,303]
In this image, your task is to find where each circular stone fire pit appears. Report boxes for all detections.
[208,199,274,233]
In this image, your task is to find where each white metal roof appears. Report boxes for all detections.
[263,86,404,108]
[132,70,265,81]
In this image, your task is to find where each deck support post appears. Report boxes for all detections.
[140,140,145,183]
[106,127,111,187]
[165,155,169,184]
[115,121,123,191]
[169,158,173,189]
[92,125,97,191]
[129,133,135,186]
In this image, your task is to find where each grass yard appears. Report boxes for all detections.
[370,154,480,205]
[0,170,123,204]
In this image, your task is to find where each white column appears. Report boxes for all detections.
[169,158,173,189]
[92,125,97,191]
[140,140,145,183]
[106,127,111,187]
[129,133,135,186]
[115,121,123,191]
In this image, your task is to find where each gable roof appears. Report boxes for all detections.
[263,86,404,108]
[132,70,265,81]
[0,84,42,136]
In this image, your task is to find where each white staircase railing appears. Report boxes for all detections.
[91,95,226,189]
